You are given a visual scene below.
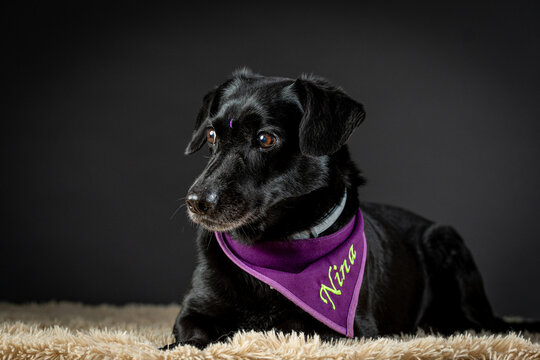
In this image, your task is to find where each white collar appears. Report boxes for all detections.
[290,189,348,240]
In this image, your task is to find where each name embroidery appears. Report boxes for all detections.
[319,244,357,310]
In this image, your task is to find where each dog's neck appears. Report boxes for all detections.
[228,147,364,244]
[229,184,358,244]
[289,189,347,239]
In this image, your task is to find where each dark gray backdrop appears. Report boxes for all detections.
[2,1,539,318]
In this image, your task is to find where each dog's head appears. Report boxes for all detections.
[184,69,365,241]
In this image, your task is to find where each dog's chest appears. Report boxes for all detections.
[237,302,283,329]
[234,276,293,328]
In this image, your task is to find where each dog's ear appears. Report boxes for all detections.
[184,89,218,155]
[291,76,365,156]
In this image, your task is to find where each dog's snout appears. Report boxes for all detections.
[186,192,217,215]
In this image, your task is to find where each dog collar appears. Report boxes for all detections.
[290,189,347,239]
[214,208,367,337]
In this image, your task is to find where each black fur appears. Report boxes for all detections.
[163,69,539,350]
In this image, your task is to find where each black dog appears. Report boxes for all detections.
[164,69,538,349]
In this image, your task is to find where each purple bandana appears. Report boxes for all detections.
[214,208,367,337]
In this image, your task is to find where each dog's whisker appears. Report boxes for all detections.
[169,203,187,220]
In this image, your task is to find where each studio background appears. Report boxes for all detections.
[2,1,539,318]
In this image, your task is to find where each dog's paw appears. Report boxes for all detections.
[159,342,178,351]
[159,339,207,350]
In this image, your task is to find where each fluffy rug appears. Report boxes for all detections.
[1,302,539,360]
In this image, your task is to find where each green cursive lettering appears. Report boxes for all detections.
[319,265,342,310]
[319,244,359,310]
[348,244,356,265]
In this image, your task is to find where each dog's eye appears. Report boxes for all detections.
[257,132,277,148]
[206,128,217,144]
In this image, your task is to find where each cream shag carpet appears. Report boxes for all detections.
[0,302,539,360]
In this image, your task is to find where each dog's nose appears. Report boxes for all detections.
[186,193,216,215]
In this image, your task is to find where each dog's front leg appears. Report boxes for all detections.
[160,307,218,350]
[161,282,238,351]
